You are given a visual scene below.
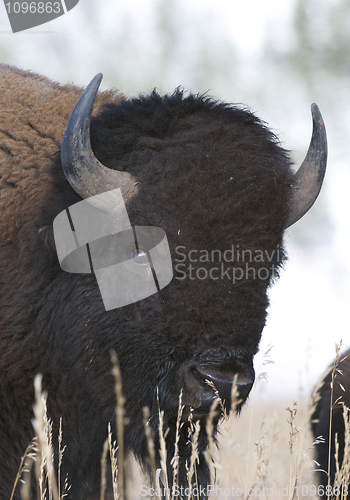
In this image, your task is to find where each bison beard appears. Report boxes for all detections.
[0,64,326,499]
[311,349,350,494]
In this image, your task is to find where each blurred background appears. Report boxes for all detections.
[0,0,349,403]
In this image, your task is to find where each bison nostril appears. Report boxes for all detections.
[184,364,255,414]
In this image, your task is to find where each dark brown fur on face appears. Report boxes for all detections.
[311,348,350,494]
[0,64,295,499]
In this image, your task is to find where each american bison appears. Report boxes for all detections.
[0,63,327,499]
[311,348,350,495]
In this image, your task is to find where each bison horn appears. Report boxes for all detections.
[286,103,327,227]
[61,73,138,208]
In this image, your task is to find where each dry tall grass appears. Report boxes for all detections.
[10,346,350,500]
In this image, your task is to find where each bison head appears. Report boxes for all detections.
[48,74,327,494]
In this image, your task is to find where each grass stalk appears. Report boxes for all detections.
[110,351,125,500]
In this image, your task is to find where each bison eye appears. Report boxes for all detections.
[131,248,148,265]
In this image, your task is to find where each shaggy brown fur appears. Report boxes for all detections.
[0,64,298,499]
[0,64,122,243]
[312,348,350,493]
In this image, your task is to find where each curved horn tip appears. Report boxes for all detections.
[83,73,103,96]
[91,73,103,86]
[61,71,137,205]
[285,103,327,228]
[310,102,325,124]
[311,102,320,115]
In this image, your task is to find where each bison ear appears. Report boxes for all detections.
[286,104,327,228]
[61,73,138,208]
